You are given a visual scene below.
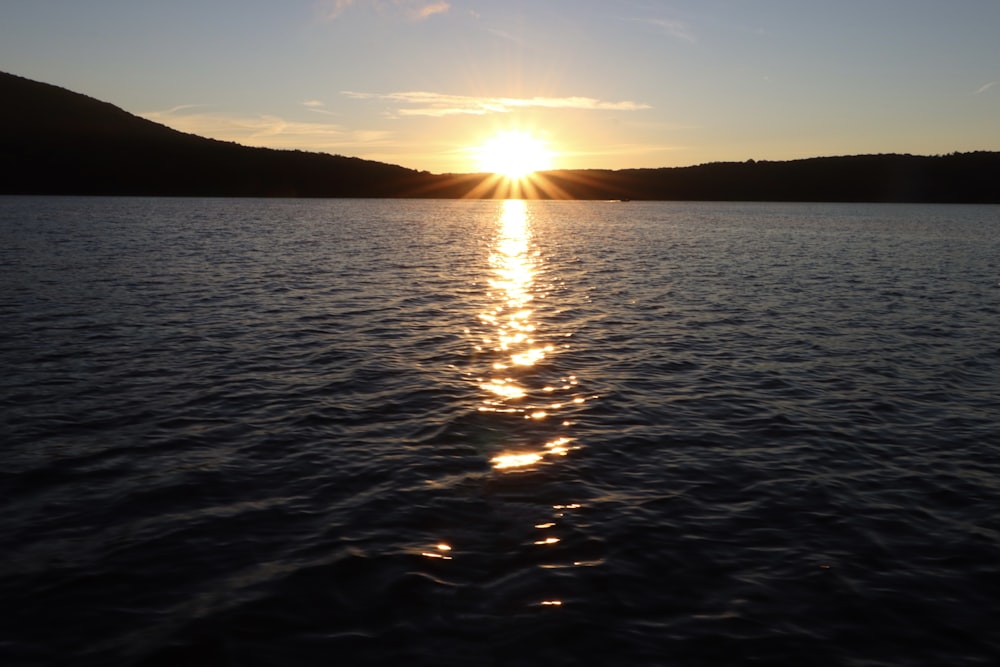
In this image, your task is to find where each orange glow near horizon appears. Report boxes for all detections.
[462,129,580,199]
[475,130,554,180]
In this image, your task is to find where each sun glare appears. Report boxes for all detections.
[475,130,554,180]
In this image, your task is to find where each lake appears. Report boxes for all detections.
[1,197,999,666]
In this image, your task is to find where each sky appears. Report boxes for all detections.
[2,0,999,173]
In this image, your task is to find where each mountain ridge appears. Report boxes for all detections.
[2,71,999,202]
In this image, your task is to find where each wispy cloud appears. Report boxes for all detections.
[139,107,390,152]
[302,100,341,117]
[322,0,449,21]
[323,0,355,20]
[641,18,697,43]
[157,104,207,114]
[487,28,522,43]
[411,2,449,20]
[342,91,651,117]
[974,81,997,95]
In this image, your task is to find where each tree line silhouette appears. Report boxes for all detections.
[2,71,998,202]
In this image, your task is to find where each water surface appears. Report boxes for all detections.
[1,197,999,666]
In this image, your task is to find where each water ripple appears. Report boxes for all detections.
[1,198,999,666]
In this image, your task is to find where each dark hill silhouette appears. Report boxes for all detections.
[0,71,426,197]
[539,152,1000,203]
[2,71,999,202]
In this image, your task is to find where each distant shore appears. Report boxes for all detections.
[3,71,999,202]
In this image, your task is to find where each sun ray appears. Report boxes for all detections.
[402,131,601,199]
[474,130,554,182]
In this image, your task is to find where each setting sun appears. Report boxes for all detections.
[475,130,554,179]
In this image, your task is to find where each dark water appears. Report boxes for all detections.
[2,197,999,666]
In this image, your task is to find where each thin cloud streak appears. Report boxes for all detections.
[642,18,697,43]
[139,108,391,152]
[974,81,997,95]
[323,0,355,20]
[487,28,522,43]
[322,0,448,21]
[412,2,449,20]
[302,100,341,116]
[154,104,208,114]
[342,91,651,116]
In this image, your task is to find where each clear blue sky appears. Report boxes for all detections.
[2,0,998,172]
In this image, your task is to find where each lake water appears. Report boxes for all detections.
[1,197,999,666]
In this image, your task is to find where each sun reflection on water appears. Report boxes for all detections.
[476,200,585,472]
[426,200,598,610]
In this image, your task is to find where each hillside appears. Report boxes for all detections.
[2,71,999,202]
[0,71,427,197]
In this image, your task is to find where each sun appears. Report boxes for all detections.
[475,130,554,179]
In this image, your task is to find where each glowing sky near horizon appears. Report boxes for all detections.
[1,0,998,173]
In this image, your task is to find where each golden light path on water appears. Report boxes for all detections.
[477,199,581,470]
[422,199,597,609]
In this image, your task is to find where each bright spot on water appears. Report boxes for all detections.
[491,452,543,469]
